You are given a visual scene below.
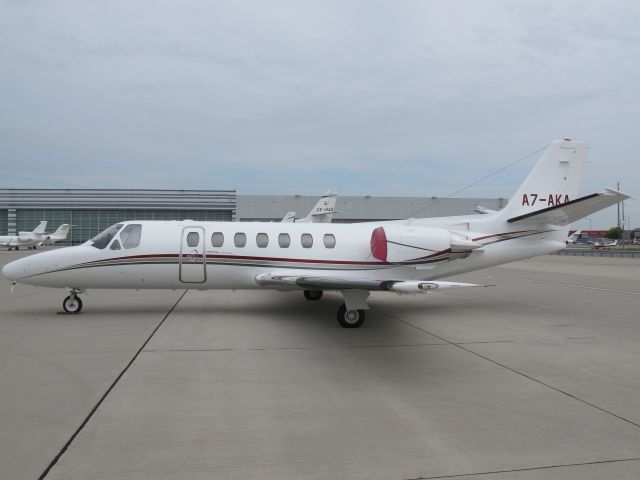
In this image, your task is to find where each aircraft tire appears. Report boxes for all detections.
[303,290,323,301]
[63,295,83,314]
[337,303,365,328]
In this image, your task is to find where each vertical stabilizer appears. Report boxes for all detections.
[52,224,72,239]
[500,139,587,220]
[32,221,48,235]
[281,212,296,223]
[296,189,338,223]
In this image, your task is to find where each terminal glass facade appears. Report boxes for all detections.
[15,209,233,245]
[0,209,6,235]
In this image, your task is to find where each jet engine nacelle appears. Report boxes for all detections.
[370,225,451,263]
[370,225,482,263]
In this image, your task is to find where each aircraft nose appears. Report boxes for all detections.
[1,257,30,282]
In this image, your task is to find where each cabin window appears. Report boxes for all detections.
[234,232,246,248]
[323,234,336,248]
[186,231,200,247]
[301,233,313,248]
[91,223,123,249]
[109,239,121,250]
[211,232,224,247]
[278,233,290,248]
[256,232,269,248]
[121,224,142,249]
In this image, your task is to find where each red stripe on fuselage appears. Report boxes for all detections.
[80,248,452,268]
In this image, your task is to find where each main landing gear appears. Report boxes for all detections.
[303,289,368,328]
[337,303,365,328]
[62,290,84,314]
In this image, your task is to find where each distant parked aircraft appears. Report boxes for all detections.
[566,230,582,244]
[594,239,618,249]
[0,221,47,250]
[282,189,338,223]
[473,206,498,215]
[41,224,73,246]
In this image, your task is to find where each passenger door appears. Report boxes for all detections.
[179,227,207,283]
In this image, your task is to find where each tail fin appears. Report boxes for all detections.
[500,140,587,220]
[281,212,296,223]
[296,189,338,223]
[32,221,48,234]
[52,224,71,239]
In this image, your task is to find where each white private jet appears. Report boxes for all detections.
[2,140,630,327]
[0,221,48,250]
[41,224,73,246]
[594,239,618,249]
[566,230,582,244]
[281,189,338,223]
[473,206,497,215]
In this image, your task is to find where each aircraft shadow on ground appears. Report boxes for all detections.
[4,291,489,323]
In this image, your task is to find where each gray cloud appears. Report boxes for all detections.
[1,0,638,228]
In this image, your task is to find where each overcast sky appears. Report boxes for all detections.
[1,0,638,228]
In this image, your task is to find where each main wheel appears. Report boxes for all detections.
[337,303,365,328]
[303,290,323,301]
[63,295,83,314]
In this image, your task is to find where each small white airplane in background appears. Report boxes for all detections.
[566,230,582,244]
[2,140,630,327]
[282,189,338,223]
[473,206,497,215]
[0,221,48,250]
[41,224,73,246]
[594,239,618,249]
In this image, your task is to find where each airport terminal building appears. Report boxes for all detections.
[0,189,506,245]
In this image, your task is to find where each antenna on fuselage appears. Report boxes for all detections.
[404,144,549,219]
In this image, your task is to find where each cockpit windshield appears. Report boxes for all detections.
[91,223,124,249]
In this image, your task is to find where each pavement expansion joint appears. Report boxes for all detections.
[37,290,188,480]
[472,273,640,296]
[372,305,640,431]
[142,341,516,354]
[405,456,640,479]
[143,343,451,353]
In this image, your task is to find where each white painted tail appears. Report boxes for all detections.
[52,224,71,239]
[500,140,587,220]
[32,221,48,234]
[296,188,338,223]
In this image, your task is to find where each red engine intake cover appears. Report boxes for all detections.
[370,226,388,261]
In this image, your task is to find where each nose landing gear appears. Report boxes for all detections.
[62,290,84,313]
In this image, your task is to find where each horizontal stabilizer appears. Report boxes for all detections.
[507,189,630,226]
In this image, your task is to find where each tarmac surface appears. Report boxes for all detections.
[1,250,639,479]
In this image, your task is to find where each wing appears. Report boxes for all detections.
[508,188,630,226]
[255,273,486,294]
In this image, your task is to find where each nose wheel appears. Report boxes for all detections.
[337,303,365,328]
[63,294,83,314]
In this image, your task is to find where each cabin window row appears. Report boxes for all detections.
[210,232,336,249]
